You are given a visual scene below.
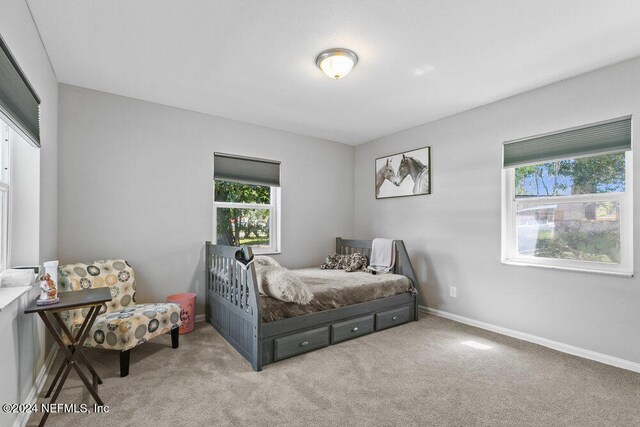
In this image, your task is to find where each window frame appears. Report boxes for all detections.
[212,183,281,254]
[0,121,10,271]
[501,151,633,276]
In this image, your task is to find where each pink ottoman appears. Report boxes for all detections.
[166,293,197,334]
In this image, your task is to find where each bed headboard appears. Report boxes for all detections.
[335,237,418,290]
[335,237,372,257]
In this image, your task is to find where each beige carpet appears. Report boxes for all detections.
[28,314,640,426]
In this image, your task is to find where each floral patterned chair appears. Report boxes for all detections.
[58,259,181,377]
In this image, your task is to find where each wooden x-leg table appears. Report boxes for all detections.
[25,287,112,426]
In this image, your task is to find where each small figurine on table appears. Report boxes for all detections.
[37,273,59,305]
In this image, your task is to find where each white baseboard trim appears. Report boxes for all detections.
[419,305,640,374]
[13,346,59,427]
[195,313,205,323]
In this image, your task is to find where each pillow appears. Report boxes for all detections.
[345,253,369,272]
[320,253,347,270]
[254,255,281,268]
[321,253,369,272]
[254,263,313,305]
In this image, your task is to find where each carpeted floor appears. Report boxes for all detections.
[28,314,640,426]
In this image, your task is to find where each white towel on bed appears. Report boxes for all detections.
[367,238,395,274]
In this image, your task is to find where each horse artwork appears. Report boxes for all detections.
[375,158,396,197]
[394,153,429,194]
[375,147,431,199]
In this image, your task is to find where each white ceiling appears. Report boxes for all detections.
[26,0,640,145]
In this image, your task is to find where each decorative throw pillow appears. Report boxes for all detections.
[320,253,348,270]
[321,253,369,272]
[345,253,369,272]
[254,263,313,305]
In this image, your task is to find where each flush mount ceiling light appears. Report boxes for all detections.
[316,48,358,80]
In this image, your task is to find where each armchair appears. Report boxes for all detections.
[57,259,181,377]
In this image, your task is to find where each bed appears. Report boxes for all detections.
[205,237,419,371]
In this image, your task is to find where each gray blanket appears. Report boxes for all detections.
[260,268,411,322]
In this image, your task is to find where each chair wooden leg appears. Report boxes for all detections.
[120,350,130,377]
[171,327,179,349]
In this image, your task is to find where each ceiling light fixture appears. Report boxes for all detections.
[316,48,358,80]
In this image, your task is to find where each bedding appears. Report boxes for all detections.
[254,256,313,305]
[254,255,281,268]
[367,238,395,273]
[260,268,411,322]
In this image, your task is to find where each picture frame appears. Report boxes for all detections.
[375,146,431,199]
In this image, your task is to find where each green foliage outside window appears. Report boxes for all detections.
[532,227,620,263]
[515,152,625,197]
[215,180,271,247]
[514,153,625,264]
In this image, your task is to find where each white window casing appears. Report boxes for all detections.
[502,151,632,276]
[213,186,281,254]
[0,121,10,271]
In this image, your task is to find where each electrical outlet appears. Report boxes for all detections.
[450,286,457,298]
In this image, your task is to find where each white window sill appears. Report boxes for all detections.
[502,259,634,277]
[0,285,33,311]
[253,251,281,256]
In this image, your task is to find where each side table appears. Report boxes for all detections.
[24,287,112,426]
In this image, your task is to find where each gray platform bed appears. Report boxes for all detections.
[205,237,418,371]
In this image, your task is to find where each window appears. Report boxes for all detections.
[0,120,10,271]
[0,35,40,273]
[502,117,633,275]
[213,153,281,253]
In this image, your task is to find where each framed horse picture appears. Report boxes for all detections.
[375,146,431,199]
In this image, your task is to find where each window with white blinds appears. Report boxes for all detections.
[213,153,281,253]
[502,117,633,275]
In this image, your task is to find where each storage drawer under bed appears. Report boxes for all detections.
[375,305,412,331]
[273,326,330,361]
[331,315,374,344]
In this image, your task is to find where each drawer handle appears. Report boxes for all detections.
[352,327,359,332]
[300,341,309,347]
[392,316,398,320]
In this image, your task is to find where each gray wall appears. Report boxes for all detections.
[58,84,354,314]
[354,57,640,364]
[0,0,58,424]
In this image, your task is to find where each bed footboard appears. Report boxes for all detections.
[205,241,262,371]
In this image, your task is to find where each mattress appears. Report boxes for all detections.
[260,268,412,322]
